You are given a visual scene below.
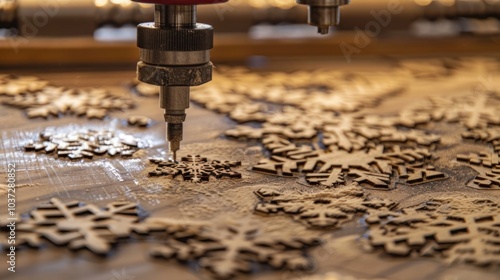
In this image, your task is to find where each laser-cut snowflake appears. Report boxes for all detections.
[225,107,331,140]
[365,195,500,267]
[253,145,444,189]
[254,185,397,228]
[152,220,322,279]
[394,164,447,185]
[0,198,148,255]
[149,155,242,183]
[24,130,144,159]
[398,58,456,80]
[226,111,439,153]
[362,110,432,128]
[188,67,405,119]
[457,152,500,190]
[3,86,134,119]
[0,74,49,96]
[226,123,318,141]
[1,199,320,279]
[0,199,225,259]
[463,128,500,154]
[321,115,438,152]
[415,93,500,129]
[149,66,444,190]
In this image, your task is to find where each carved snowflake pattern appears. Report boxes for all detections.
[254,185,397,228]
[0,198,148,255]
[24,130,144,159]
[0,74,49,96]
[365,195,500,267]
[1,199,321,279]
[463,128,500,155]
[149,155,242,183]
[226,109,439,153]
[457,152,500,190]
[3,86,134,119]
[152,220,321,279]
[190,67,404,114]
[253,144,444,189]
[413,93,500,129]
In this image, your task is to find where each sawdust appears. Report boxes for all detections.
[365,193,500,266]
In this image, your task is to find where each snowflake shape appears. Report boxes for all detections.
[226,122,317,141]
[365,195,500,267]
[24,130,144,159]
[253,145,443,189]
[0,74,48,96]
[463,128,500,154]
[189,67,404,119]
[394,164,447,185]
[457,152,500,190]
[3,86,134,119]
[0,199,222,259]
[296,78,404,112]
[151,220,321,279]
[227,111,439,153]
[321,115,438,152]
[1,198,321,279]
[254,185,397,228]
[149,155,242,183]
[416,93,500,129]
[0,198,148,255]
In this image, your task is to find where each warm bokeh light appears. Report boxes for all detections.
[414,0,433,6]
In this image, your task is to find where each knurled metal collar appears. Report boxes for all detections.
[137,22,213,52]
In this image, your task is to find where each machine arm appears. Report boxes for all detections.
[132,0,350,161]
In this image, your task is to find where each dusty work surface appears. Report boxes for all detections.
[1,57,500,280]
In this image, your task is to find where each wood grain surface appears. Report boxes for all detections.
[0,58,499,280]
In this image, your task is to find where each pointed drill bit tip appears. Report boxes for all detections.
[169,140,180,162]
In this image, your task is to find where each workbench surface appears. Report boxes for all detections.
[1,57,499,280]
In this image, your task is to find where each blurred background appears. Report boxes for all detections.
[0,0,499,69]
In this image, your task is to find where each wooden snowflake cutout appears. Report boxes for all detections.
[226,110,439,153]
[253,144,445,189]
[0,74,48,96]
[394,164,447,185]
[0,198,148,255]
[189,66,405,118]
[365,195,500,267]
[463,128,500,155]
[151,220,321,279]
[24,130,144,160]
[0,199,214,258]
[149,155,242,182]
[3,86,134,119]
[414,93,500,129]
[254,185,397,228]
[457,152,500,190]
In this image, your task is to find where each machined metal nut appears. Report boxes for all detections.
[137,61,213,86]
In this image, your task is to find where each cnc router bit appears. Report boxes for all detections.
[133,0,227,161]
[297,0,351,34]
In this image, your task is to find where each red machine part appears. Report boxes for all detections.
[133,0,228,4]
